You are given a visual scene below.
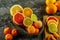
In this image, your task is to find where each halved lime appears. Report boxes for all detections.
[31,14,38,22]
[48,23,58,33]
[23,17,33,27]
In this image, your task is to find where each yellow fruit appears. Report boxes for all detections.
[46,0,56,5]
[10,4,23,16]
[23,7,33,17]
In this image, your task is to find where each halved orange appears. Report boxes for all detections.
[10,4,23,16]
[23,7,33,17]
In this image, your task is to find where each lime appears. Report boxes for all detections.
[31,14,38,22]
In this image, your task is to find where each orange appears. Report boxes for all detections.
[4,27,11,34]
[46,4,57,14]
[27,26,35,34]
[35,28,39,34]
[10,4,23,16]
[11,28,18,36]
[23,7,33,17]
[55,1,60,11]
[5,34,13,40]
[46,0,56,5]
[34,20,42,28]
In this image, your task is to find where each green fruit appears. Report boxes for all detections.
[31,14,38,22]
[23,17,33,27]
[48,23,58,33]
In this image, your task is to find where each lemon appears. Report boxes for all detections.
[10,4,23,16]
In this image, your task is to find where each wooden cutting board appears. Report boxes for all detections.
[43,16,60,40]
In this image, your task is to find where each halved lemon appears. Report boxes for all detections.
[23,7,33,17]
[10,4,23,16]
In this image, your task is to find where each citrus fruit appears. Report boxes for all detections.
[5,34,13,40]
[31,14,38,22]
[55,1,60,11]
[34,20,42,28]
[23,17,33,27]
[27,26,35,34]
[47,20,58,25]
[10,4,23,16]
[23,7,33,17]
[13,13,24,25]
[46,0,56,5]
[35,28,39,34]
[46,4,57,14]
[4,27,11,34]
[11,28,18,36]
[46,16,58,22]
[48,23,58,33]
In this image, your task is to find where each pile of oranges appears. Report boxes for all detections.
[46,0,60,14]
[3,27,18,40]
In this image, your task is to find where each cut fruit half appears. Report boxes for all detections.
[23,17,33,27]
[10,4,23,16]
[48,23,58,33]
[31,14,38,22]
[23,7,33,17]
[13,13,24,25]
[47,20,58,26]
[46,16,58,22]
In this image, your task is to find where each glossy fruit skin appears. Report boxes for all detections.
[4,27,11,34]
[13,13,24,25]
[55,1,60,11]
[5,34,13,40]
[46,4,57,14]
[11,28,18,36]
[34,20,42,29]
[35,28,39,34]
[46,0,56,5]
[27,26,35,34]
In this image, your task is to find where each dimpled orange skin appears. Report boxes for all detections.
[11,28,18,36]
[34,20,42,29]
[55,1,60,11]
[46,4,57,14]
[46,0,56,5]
[5,34,13,40]
[4,27,11,34]
[35,28,39,34]
[27,26,35,34]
